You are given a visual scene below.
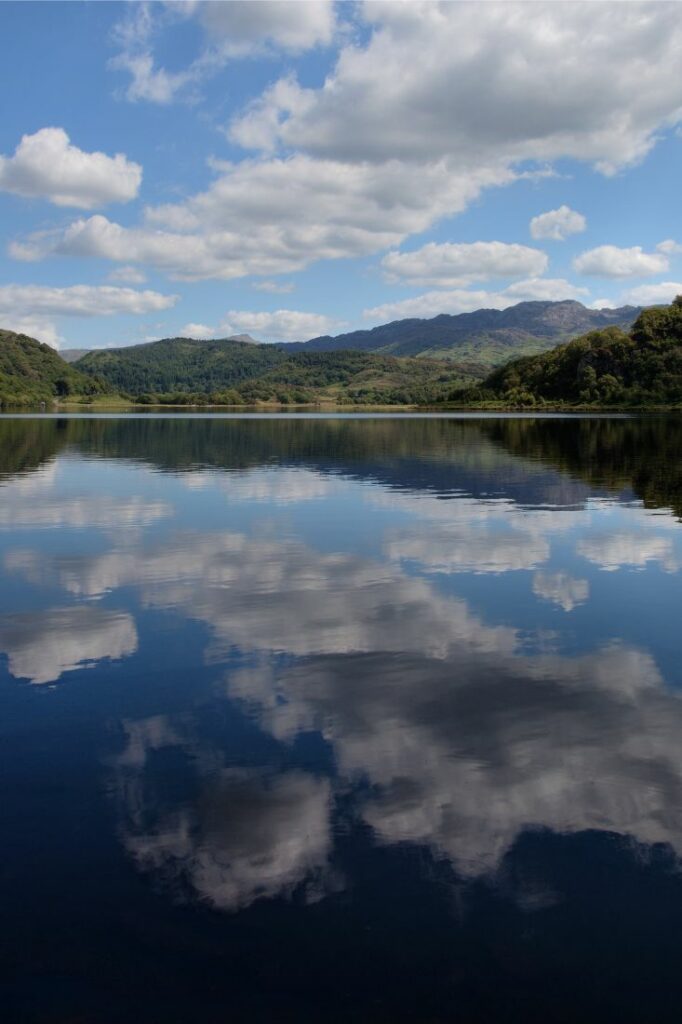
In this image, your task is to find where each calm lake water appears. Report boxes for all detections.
[2,413,682,1023]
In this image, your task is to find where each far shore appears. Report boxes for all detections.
[2,395,681,415]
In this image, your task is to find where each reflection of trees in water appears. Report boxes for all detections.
[481,416,682,519]
[1,414,682,515]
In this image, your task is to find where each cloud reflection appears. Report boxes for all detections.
[114,717,333,912]
[230,641,682,879]
[0,605,137,684]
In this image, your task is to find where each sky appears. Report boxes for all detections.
[1,0,681,350]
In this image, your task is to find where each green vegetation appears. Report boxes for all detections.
[75,336,284,394]
[0,330,104,407]
[75,338,475,406]
[2,298,681,410]
[447,297,682,409]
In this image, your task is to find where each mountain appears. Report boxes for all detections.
[288,300,641,366]
[459,297,682,407]
[60,348,93,363]
[0,330,104,406]
[74,337,474,405]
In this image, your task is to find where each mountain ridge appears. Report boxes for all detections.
[286,299,642,364]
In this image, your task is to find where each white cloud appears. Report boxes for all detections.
[180,310,336,343]
[530,205,586,241]
[110,1,336,105]
[364,278,588,322]
[621,281,682,305]
[217,309,340,343]
[0,316,63,349]
[235,2,682,173]
[381,241,548,288]
[656,239,682,255]
[0,284,177,318]
[111,51,196,105]
[17,3,682,292]
[573,245,669,278]
[199,0,336,56]
[108,265,147,284]
[503,278,589,303]
[180,322,218,340]
[0,127,141,208]
[12,160,512,280]
[252,280,295,295]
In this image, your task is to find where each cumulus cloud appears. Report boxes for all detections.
[179,322,219,340]
[0,284,175,348]
[220,309,340,342]
[182,309,339,342]
[0,283,177,319]
[111,51,196,105]
[199,0,336,56]
[0,127,141,208]
[11,160,512,280]
[573,245,669,278]
[234,2,682,172]
[530,205,586,241]
[656,239,682,255]
[363,278,589,322]
[0,315,63,349]
[381,241,548,288]
[111,1,336,105]
[622,281,682,306]
[0,605,137,685]
[20,3,682,291]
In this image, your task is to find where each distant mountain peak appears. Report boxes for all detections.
[225,333,259,345]
[286,299,642,367]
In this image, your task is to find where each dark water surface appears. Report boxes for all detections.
[2,414,682,1023]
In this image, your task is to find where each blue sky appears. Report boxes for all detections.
[1,0,681,350]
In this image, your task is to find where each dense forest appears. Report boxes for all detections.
[0,329,104,406]
[450,297,682,408]
[74,339,474,405]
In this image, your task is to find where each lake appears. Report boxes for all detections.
[2,413,682,1023]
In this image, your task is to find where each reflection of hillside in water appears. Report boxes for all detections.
[2,415,682,513]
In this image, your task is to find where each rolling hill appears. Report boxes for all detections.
[457,297,682,407]
[74,338,474,405]
[287,300,641,365]
[0,330,104,406]
[74,336,285,395]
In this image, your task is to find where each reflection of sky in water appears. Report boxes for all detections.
[2,416,682,1021]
